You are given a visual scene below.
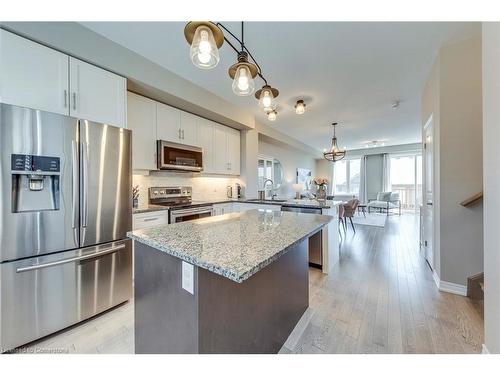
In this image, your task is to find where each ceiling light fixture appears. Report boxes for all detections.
[255,85,279,112]
[295,100,306,115]
[184,22,224,69]
[229,51,257,96]
[363,140,386,148]
[184,21,279,103]
[267,110,277,122]
[323,123,346,162]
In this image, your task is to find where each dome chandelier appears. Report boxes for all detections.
[323,123,347,162]
[184,21,279,114]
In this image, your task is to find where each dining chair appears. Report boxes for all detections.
[343,199,360,233]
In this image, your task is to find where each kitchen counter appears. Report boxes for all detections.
[132,198,343,214]
[131,209,334,353]
[128,209,332,283]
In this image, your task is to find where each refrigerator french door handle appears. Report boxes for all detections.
[71,141,79,242]
[81,141,89,228]
[15,243,126,273]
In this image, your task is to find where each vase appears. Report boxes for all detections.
[316,185,327,201]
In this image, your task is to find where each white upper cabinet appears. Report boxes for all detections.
[128,93,241,175]
[197,118,215,174]
[0,29,69,115]
[127,92,157,170]
[69,57,126,128]
[226,127,241,175]
[213,124,241,175]
[156,102,181,143]
[0,30,127,127]
[180,111,198,146]
[214,124,229,174]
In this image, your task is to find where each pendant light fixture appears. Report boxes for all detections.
[323,123,347,162]
[267,109,277,122]
[255,85,279,112]
[184,22,224,69]
[184,22,279,106]
[295,100,306,115]
[229,51,257,96]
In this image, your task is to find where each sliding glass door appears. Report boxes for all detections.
[390,154,422,211]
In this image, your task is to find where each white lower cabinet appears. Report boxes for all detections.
[213,203,233,216]
[133,211,169,230]
[232,203,281,213]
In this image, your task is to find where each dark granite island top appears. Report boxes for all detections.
[128,209,332,283]
[129,209,333,354]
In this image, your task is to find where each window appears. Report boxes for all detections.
[390,154,422,210]
[333,159,360,194]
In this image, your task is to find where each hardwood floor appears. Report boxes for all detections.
[19,213,483,354]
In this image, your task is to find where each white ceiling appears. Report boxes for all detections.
[81,22,479,151]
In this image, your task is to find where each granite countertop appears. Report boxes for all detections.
[128,209,332,283]
[133,198,343,214]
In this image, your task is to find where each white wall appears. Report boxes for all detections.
[482,22,500,354]
[258,135,317,198]
[422,31,483,287]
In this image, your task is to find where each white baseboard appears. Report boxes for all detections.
[482,344,490,354]
[432,270,467,296]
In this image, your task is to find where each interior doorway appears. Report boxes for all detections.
[422,115,434,270]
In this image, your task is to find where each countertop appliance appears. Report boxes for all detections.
[148,186,214,223]
[157,140,203,172]
[227,183,242,199]
[0,103,132,352]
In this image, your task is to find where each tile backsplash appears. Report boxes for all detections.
[133,172,242,208]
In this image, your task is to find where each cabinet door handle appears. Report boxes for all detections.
[64,90,68,108]
[178,128,181,139]
[181,129,185,139]
[72,92,77,111]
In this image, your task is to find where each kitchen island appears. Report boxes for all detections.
[128,209,332,354]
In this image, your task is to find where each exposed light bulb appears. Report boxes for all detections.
[197,30,212,63]
[232,65,255,96]
[262,91,272,108]
[267,110,277,121]
[190,26,220,69]
[238,70,249,90]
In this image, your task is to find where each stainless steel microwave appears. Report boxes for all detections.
[157,140,203,172]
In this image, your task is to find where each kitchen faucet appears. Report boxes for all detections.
[263,179,275,199]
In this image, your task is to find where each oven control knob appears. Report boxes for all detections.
[153,191,158,195]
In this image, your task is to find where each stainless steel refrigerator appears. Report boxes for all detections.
[0,103,132,352]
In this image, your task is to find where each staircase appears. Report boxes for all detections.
[467,272,484,318]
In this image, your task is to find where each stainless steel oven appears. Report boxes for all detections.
[157,140,203,172]
[169,206,214,223]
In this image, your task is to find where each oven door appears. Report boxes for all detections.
[157,140,203,172]
[169,206,214,223]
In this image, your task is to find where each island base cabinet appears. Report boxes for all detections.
[134,239,309,354]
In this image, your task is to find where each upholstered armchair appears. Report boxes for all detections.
[367,192,401,215]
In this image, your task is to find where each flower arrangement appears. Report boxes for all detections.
[313,177,329,187]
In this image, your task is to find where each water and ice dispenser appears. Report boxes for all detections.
[11,154,61,213]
